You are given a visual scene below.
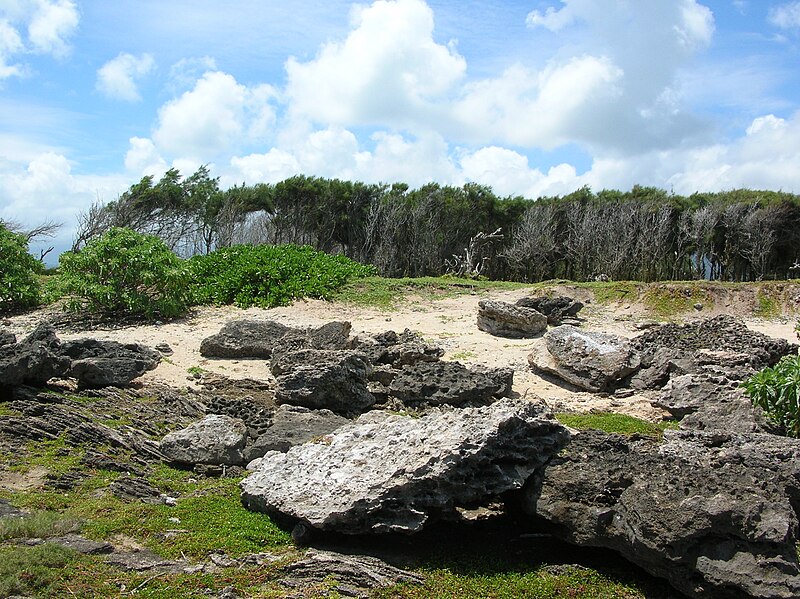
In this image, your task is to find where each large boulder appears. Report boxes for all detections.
[388,361,512,407]
[271,349,375,415]
[0,324,71,388]
[526,429,800,598]
[515,295,584,325]
[160,414,248,466]
[61,338,160,387]
[245,405,349,461]
[241,398,570,535]
[528,326,641,392]
[200,320,352,359]
[477,300,547,338]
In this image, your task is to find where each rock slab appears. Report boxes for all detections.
[477,300,547,338]
[241,398,570,535]
[160,414,247,466]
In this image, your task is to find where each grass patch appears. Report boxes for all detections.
[0,543,77,598]
[10,437,84,476]
[0,510,80,540]
[755,289,780,318]
[450,351,477,361]
[641,284,712,318]
[556,412,678,437]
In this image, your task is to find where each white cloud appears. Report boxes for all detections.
[0,18,24,79]
[769,2,800,28]
[167,56,217,92]
[286,0,465,128]
[96,53,155,102]
[124,136,167,177]
[151,70,277,161]
[230,150,301,184]
[27,0,79,58]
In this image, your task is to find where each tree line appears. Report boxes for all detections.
[74,167,800,283]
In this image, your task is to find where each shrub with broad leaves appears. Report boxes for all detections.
[0,223,42,312]
[742,355,800,438]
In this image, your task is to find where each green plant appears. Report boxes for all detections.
[57,227,191,318]
[556,412,678,437]
[742,355,800,437]
[755,289,780,318]
[187,244,376,309]
[0,544,77,597]
[0,510,80,540]
[0,222,42,311]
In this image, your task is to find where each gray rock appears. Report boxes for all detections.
[477,300,547,338]
[0,324,70,387]
[245,405,349,461]
[160,414,247,466]
[515,295,584,325]
[62,338,161,387]
[354,329,444,367]
[388,361,512,406]
[0,328,15,347]
[199,319,351,359]
[241,398,570,535]
[271,349,375,415]
[42,534,114,555]
[526,429,800,598]
[529,326,641,392]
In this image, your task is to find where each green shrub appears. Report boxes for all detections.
[0,223,42,312]
[57,227,191,318]
[188,244,376,308]
[742,355,800,437]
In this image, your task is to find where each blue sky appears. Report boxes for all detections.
[3,0,800,259]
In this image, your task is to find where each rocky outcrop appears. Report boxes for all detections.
[199,319,351,359]
[62,338,160,387]
[245,405,349,461]
[477,300,547,338]
[271,349,375,415]
[0,324,70,388]
[528,326,640,392]
[515,295,584,325]
[241,398,570,535]
[160,414,248,466]
[0,329,15,347]
[388,361,513,406]
[353,329,444,367]
[526,429,800,598]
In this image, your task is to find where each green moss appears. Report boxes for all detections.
[642,284,712,318]
[556,412,678,437]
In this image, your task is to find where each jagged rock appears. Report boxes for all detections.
[526,429,800,598]
[0,499,26,518]
[477,300,547,338]
[62,338,160,387]
[241,398,570,535]
[271,349,374,415]
[529,326,641,392]
[0,324,70,388]
[354,329,444,367]
[104,549,189,573]
[515,295,584,325]
[154,342,173,355]
[19,534,114,555]
[280,549,424,597]
[245,405,349,461]
[160,414,248,466]
[627,346,693,391]
[0,329,15,347]
[199,319,351,359]
[110,476,164,504]
[388,361,512,406]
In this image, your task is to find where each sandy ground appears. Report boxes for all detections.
[5,287,798,422]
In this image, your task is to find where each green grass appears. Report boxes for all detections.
[0,543,77,598]
[556,412,678,437]
[755,289,780,318]
[10,437,84,476]
[0,510,80,540]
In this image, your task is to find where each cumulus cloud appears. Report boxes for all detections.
[151,70,277,161]
[27,0,79,58]
[769,2,800,29]
[286,0,465,128]
[96,53,155,102]
[124,136,167,177]
[0,18,24,79]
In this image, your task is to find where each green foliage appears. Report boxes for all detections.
[755,289,780,318]
[57,227,191,318]
[742,355,800,437]
[0,510,80,540]
[188,244,376,308]
[556,412,678,437]
[0,543,76,597]
[0,222,42,312]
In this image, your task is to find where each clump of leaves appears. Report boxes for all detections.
[742,355,800,437]
[57,227,191,318]
[187,244,376,308]
[0,222,42,312]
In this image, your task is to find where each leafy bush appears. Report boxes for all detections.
[0,223,42,312]
[742,355,800,437]
[188,244,376,308]
[57,227,191,318]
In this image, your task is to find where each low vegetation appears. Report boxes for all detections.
[0,222,43,313]
[556,412,679,437]
[742,355,800,438]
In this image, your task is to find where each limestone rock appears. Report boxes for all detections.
[0,324,70,388]
[515,295,584,325]
[271,349,374,415]
[241,398,570,535]
[160,414,247,466]
[389,361,512,406]
[245,405,349,461]
[62,338,160,387]
[527,429,800,598]
[529,326,640,392]
[354,329,444,367]
[477,300,547,338]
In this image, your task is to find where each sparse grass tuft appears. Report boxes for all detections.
[0,510,81,540]
[754,289,780,318]
[556,412,678,437]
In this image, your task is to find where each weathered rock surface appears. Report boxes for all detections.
[0,329,15,347]
[354,329,444,367]
[245,405,349,461]
[280,549,424,598]
[199,319,351,359]
[527,429,800,598]
[389,361,513,406]
[160,414,247,466]
[62,338,160,387]
[241,398,570,535]
[271,349,374,415]
[515,295,584,325]
[477,300,547,338]
[0,324,70,388]
[529,326,641,392]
